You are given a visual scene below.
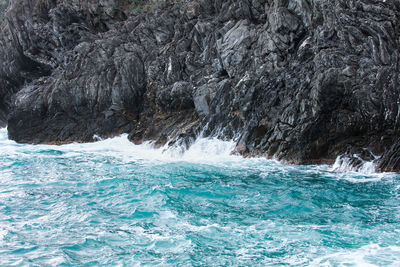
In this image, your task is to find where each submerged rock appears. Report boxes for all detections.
[1,0,400,171]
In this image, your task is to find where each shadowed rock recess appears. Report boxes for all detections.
[1,0,400,171]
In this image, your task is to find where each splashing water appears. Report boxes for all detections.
[0,128,399,266]
[332,154,378,175]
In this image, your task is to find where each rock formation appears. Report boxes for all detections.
[1,0,400,172]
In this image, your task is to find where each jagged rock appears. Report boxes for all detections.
[1,0,400,171]
[217,20,254,77]
[157,81,194,111]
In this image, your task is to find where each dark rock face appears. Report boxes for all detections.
[1,0,400,171]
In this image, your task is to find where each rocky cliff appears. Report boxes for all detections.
[1,0,400,172]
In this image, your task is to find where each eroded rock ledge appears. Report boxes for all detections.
[1,0,400,172]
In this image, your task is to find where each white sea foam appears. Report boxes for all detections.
[329,154,397,183]
[0,228,8,241]
[332,154,377,175]
[164,136,238,161]
[0,128,239,164]
[309,243,400,267]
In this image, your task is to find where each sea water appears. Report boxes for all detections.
[0,128,399,266]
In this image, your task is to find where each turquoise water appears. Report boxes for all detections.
[0,129,399,266]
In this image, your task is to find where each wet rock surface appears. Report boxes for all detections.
[1,0,400,171]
